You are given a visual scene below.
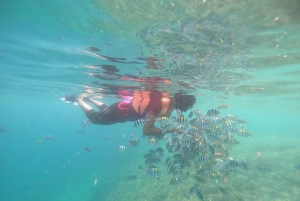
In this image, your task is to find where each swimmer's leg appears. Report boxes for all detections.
[77,98,94,114]
[89,98,107,110]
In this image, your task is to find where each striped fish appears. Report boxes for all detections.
[155,151,164,158]
[206,109,220,117]
[257,164,270,172]
[161,122,173,131]
[167,164,177,175]
[156,116,169,124]
[194,187,204,201]
[194,110,202,117]
[210,125,221,133]
[239,160,249,171]
[207,133,220,141]
[147,166,161,179]
[210,172,220,179]
[144,153,154,159]
[237,129,252,137]
[133,118,146,127]
[228,159,240,168]
[226,114,236,120]
[211,116,223,124]
[165,158,172,166]
[147,137,157,145]
[236,118,248,123]
[212,142,222,149]
[149,149,156,155]
[224,119,235,127]
[177,116,188,124]
[189,109,202,118]
[199,119,207,127]
[185,184,199,199]
[194,175,205,183]
[198,156,209,164]
[181,136,192,145]
[189,125,199,132]
[145,158,156,165]
[173,153,183,159]
[208,145,215,155]
[170,177,182,185]
[188,110,194,118]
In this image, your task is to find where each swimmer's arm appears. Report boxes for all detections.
[143,113,166,136]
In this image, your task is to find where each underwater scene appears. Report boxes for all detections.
[1,0,300,201]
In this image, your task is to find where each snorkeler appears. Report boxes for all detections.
[66,91,196,136]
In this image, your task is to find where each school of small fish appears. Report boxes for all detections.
[126,108,262,200]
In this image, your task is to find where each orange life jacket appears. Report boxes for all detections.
[131,91,170,117]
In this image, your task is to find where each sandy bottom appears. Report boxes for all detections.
[103,133,300,201]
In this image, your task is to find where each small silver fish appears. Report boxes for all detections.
[94,178,98,186]
[44,135,53,140]
[116,145,126,152]
[81,120,90,128]
[217,104,231,109]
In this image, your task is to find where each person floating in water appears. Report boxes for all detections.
[65,91,196,136]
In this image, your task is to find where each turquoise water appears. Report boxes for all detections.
[1,1,300,201]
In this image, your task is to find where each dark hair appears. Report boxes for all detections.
[174,93,196,112]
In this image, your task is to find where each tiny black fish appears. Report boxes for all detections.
[83,146,91,152]
[86,47,100,52]
[218,187,226,194]
[126,175,137,181]
[188,111,194,118]
[103,136,111,140]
